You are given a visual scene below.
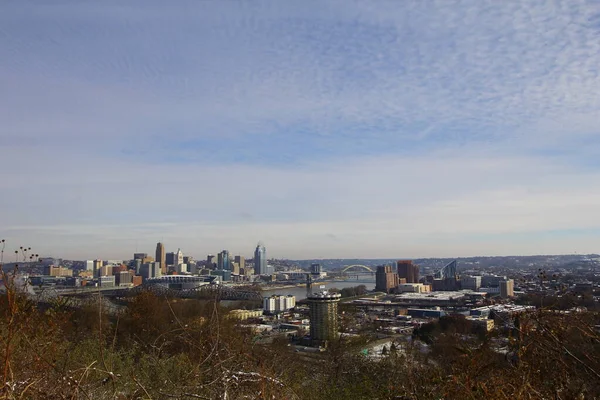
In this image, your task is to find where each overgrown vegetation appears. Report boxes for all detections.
[0,247,599,399]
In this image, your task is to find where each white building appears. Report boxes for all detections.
[263,295,296,314]
[85,260,94,271]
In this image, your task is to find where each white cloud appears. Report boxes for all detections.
[1,1,599,258]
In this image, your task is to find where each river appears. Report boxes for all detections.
[261,278,376,301]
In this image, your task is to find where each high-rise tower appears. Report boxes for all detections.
[254,243,267,275]
[307,291,341,346]
[397,260,419,283]
[155,242,166,274]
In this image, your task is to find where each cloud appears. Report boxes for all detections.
[1,0,599,258]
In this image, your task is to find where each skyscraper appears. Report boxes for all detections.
[397,260,419,283]
[254,243,267,275]
[234,255,245,271]
[218,250,230,271]
[307,291,341,345]
[175,248,184,266]
[155,242,166,274]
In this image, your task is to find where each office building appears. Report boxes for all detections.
[183,256,193,265]
[397,260,419,283]
[116,271,133,286]
[93,259,103,278]
[231,262,240,275]
[166,252,175,266]
[207,254,216,269]
[481,274,507,288]
[99,275,116,287]
[460,275,482,291]
[263,295,296,314]
[254,243,267,275]
[85,260,94,272]
[99,265,113,277]
[175,248,184,266]
[311,263,322,274]
[375,265,399,293]
[234,255,245,270]
[218,250,230,271]
[307,291,341,345]
[140,262,162,281]
[500,279,515,298]
[155,242,166,274]
[133,253,147,260]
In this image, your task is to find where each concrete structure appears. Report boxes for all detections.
[460,275,482,291]
[307,291,341,345]
[397,260,419,283]
[155,242,166,274]
[375,265,399,293]
[254,243,267,275]
[263,295,296,314]
[500,279,515,298]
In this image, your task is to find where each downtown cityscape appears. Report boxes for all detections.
[2,0,600,398]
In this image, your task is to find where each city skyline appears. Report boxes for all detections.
[2,1,600,259]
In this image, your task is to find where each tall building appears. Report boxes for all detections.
[166,252,175,266]
[207,254,216,269]
[397,260,419,283]
[133,253,148,260]
[307,291,341,345]
[500,279,515,298]
[311,263,322,274]
[254,243,267,275]
[93,259,103,278]
[155,242,166,274]
[234,255,245,271]
[375,265,399,293]
[218,250,230,271]
[175,248,184,266]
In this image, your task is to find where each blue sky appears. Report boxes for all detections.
[1,0,600,260]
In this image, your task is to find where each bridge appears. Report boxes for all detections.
[340,265,374,273]
[35,283,263,302]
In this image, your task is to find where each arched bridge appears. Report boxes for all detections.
[341,265,374,273]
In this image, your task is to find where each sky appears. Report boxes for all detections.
[1,0,600,260]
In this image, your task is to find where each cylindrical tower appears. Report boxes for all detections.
[307,291,341,346]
